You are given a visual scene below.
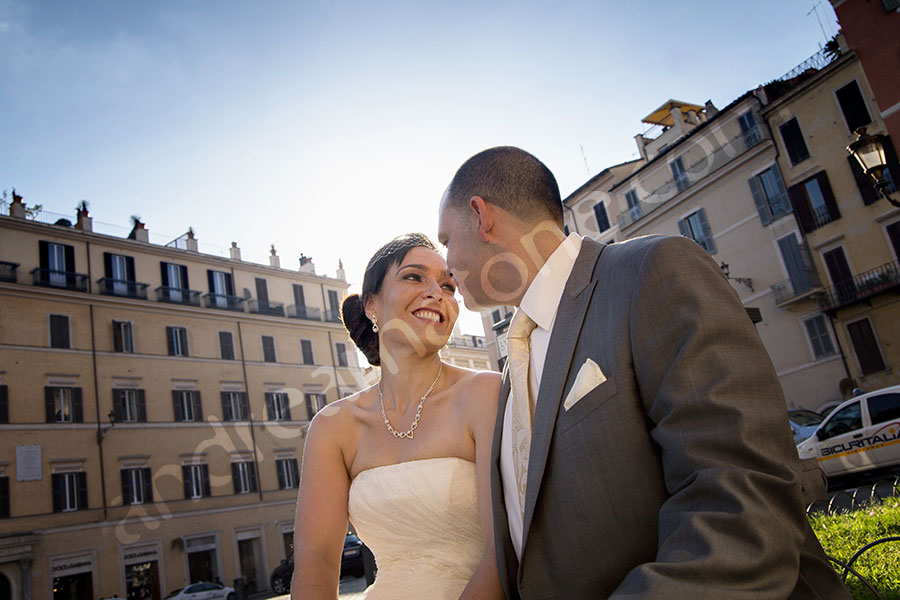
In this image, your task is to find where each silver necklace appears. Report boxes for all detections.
[378,361,443,439]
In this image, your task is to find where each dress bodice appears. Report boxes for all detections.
[348,456,484,600]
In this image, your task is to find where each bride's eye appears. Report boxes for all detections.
[442,283,456,293]
[403,273,422,282]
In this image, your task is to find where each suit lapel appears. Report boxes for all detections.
[520,239,605,551]
[491,367,518,598]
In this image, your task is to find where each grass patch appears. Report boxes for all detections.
[809,496,900,599]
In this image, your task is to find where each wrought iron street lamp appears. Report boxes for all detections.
[847,127,900,208]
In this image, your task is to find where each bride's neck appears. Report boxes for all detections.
[377,344,442,413]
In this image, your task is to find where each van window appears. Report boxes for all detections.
[867,393,900,425]
[819,401,862,441]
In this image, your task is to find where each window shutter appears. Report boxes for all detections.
[113,389,125,422]
[277,461,285,489]
[770,165,791,216]
[193,391,203,421]
[64,244,75,273]
[166,327,175,356]
[179,265,189,290]
[224,273,234,296]
[290,459,299,487]
[125,256,136,282]
[52,473,64,512]
[160,262,170,287]
[221,392,230,421]
[45,387,55,423]
[0,476,9,518]
[696,209,716,254]
[240,393,250,421]
[284,398,292,421]
[249,462,258,492]
[305,394,314,420]
[73,388,83,423]
[677,218,691,239]
[39,240,50,270]
[788,183,815,234]
[182,465,192,499]
[883,135,900,183]
[816,171,841,222]
[113,322,122,353]
[293,284,305,307]
[0,385,7,423]
[121,469,132,505]
[142,467,153,503]
[201,464,211,497]
[255,278,269,303]
[748,175,772,226]
[173,391,185,422]
[207,270,216,293]
[76,472,87,510]
[231,463,240,494]
[266,393,274,420]
[848,155,880,206]
[104,252,113,278]
[137,389,147,422]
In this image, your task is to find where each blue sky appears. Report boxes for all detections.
[0,0,839,334]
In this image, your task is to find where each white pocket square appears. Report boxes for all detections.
[563,358,607,411]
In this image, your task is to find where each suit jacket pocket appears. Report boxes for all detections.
[557,377,618,433]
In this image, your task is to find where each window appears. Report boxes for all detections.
[625,189,642,221]
[868,393,900,426]
[182,464,211,499]
[221,391,249,421]
[39,240,75,287]
[52,472,87,512]
[0,385,7,423]
[787,171,840,233]
[121,467,152,505]
[266,392,291,421]
[0,476,8,518]
[779,118,810,165]
[113,321,134,353]
[778,234,813,296]
[563,224,570,235]
[292,284,306,308]
[232,461,258,494]
[738,111,762,148]
[305,393,327,419]
[803,315,836,360]
[677,209,716,254]
[113,389,146,423]
[835,80,872,133]
[823,246,856,305]
[102,253,136,296]
[207,269,234,307]
[592,202,610,233]
[276,458,300,490]
[49,314,70,349]
[300,339,314,365]
[847,318,886,375]
[262,336,277,363]
[45,387,83,423]
[336,343,348,367]
[748,165,791,225]
[669,156,689,193]
[166,326,189,357]
[160,262,190,302]
[819,401,862,441]
[491,309,502,323]
[172,390,202,422]
[887,220,900,261]
[326,289,341,321]
[219,331,235,361]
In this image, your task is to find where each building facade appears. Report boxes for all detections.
[0,201,364,600]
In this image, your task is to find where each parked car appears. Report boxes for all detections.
[788,408,825,443]
[796,385,900,479]
[164,581,234,600]
[270,532,367,593]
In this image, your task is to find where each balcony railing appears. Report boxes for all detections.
[155,286,202,306]
[811,204,838,230]
[0,261,19,283]
[773,267,822,306]
[203,293,245,311]
[820,260,900,312]
[97,277,150,300]
[288,305,322,321]
[447,336,486,349]
[31,268,89,292]
[324,310,342,323]
[618,125,770,229]
[248,299,285,317]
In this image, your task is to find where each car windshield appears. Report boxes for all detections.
[789,409,823,426]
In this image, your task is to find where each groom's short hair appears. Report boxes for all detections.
[446,146,563,226]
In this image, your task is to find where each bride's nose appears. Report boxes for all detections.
[422,279,443,300]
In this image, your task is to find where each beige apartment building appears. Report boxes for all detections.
[0,200,364,600]
[762,49,900,395]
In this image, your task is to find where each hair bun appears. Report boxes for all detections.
[342,294,380,366]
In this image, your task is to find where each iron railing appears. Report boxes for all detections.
[288,305,322,321]
[820,260,900,312]
[97,278,149,300]
[203,293,244,311]
[155,286,202,306]
[0,261,19,283]
[324,310,342,323]
[31,268,89,292]
[248,299,285,317]
[618,125,769,229]
[447,336,486,349]
[773,245,822,305]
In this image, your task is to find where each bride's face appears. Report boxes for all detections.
[367,246,460,356]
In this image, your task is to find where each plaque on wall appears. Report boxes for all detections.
[16,445,42,481]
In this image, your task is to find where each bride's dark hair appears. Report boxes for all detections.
[341,233,438,366]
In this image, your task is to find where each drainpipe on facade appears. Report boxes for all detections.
[563,203,581,235]
[827,312,853,383]
[86,240,109,519]
[236,321,264,502]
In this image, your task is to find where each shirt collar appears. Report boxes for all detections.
[519,232,583,332]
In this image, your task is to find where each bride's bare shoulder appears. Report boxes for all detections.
[446,365,501,404]
[307,387,377,437]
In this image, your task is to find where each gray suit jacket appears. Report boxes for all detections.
[490,236,848,599]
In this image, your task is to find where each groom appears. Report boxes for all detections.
[437,147,848,599]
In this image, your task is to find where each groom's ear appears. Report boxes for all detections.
[469,196,493,242]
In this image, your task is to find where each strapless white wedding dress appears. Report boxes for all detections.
[348,457,484,599]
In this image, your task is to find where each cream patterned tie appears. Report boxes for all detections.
[507,309,538,517]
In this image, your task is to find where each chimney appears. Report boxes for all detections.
[704,100,718,119]
[9,189,26,219]
[75,202,92,232]
[128,218,150,243]
[633,134,648,161]
[299,254,316,274]
[336,259,346,281]
[185,228,198,252]
[230,242,242,261]
[269,245,280,268]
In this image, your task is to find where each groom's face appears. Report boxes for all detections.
[437,191,497,310]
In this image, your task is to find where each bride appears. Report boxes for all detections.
[290,233,504,599]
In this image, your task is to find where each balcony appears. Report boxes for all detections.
[820,261,900,313]
[447,335,486,349]
[155,286,202,306]
[288,305,322,321]
[248,299,285,317]
[324,310,342,323]
[204,293,245,312]
[618,125,770,229]
[31,268,89,292]
[97,278,150,300]
[0,261,19,283]
[773,267,822,306]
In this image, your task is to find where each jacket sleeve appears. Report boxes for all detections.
[612,235,809,598]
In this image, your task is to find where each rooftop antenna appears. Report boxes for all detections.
[580,144,590,176]
[807,2,830,46]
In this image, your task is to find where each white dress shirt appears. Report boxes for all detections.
[500,232,583,560]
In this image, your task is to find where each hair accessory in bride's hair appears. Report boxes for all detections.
[365,233,436,274]
[379,360,443,439]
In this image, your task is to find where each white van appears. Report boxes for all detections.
[796,385,900,478]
